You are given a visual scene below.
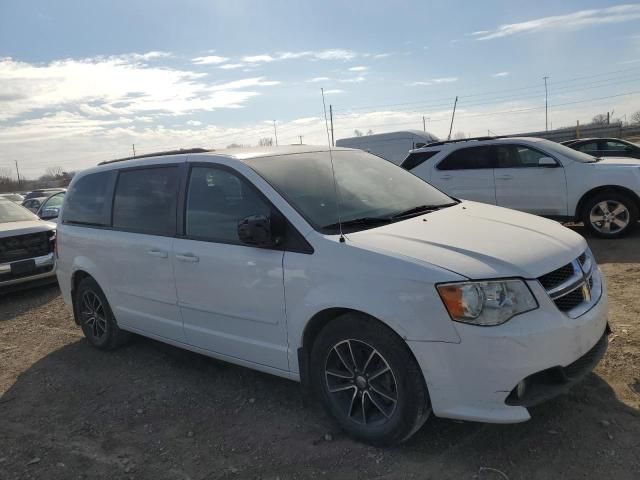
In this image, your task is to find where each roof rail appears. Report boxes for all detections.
[423,135,513,147]
[98,147,212,165]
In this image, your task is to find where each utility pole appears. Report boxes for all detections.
[543,76,549,131]
[423,116,426,132]
[273,120,278,146]
[329,105,335,147]
[299,135,303,145]
[447,96,458,140]
[14,160,21,187]
[607,112,610,125]
[132,144,136,156]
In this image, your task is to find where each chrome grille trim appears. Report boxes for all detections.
[538,250,602,319]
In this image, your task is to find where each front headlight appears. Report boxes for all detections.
[437,279,538,326]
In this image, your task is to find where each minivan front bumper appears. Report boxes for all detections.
[407,274,608,423]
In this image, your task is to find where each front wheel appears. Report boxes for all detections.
[310,314,430,446]
[582,193,638,238]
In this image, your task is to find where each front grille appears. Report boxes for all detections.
[537,250,600,318]
[0,231,53,264]
[554,287,584,312]
[538,263,574,290]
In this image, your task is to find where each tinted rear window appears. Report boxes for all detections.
[62,171,114,226]
[437,146,496,170]
[112,167,179,235]
[401,151,439,171]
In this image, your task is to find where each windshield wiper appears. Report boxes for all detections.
[322,216,392,231]
[391,203,457,219]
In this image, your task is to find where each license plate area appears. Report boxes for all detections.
[11,259,36,276]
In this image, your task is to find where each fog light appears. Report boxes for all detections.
[516,380,527,399]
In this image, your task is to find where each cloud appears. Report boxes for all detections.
[408,81,432,86]
[373,53,392,59]
[242,54,275,63]
[0,54,280,122]
[219,63,246,70]
[338,76,365,83]
[323,89,344,94]
[186,120,202,126]
[474,4,640,40]
[432,77,458,83]
[192,55,229,65]
[277,51,313,60]
[492,71,509,78]
[313,49,356,61]
[348,66,368,72]
[306,76,330,83]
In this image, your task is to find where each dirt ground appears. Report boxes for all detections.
[1,226,639,480]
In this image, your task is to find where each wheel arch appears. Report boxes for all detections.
[575,185,640,219]
[70,270,95,325]
[297,307,424,393]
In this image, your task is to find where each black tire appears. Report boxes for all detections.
[582,192,638,238]
[74,277,130,350]
[310,313,430,446]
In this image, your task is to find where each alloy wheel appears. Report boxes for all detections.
[324,339,398,426]
[80,291,108,339]
[589,200,630,234]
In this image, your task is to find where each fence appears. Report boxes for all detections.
[511,123,640,142]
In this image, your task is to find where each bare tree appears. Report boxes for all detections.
[354,129,363,137]
[631,110,640,125]
[258,137,273,147]
[44,165,64,178]
[0,167,12,181]
[453,131,466,140]
[591,113,608,125]
[226,143,250,148]
[366,129,374,136]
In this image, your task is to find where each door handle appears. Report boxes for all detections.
[146,249,168,258]
[496,174,513,180]
[176,253,200,263]
[440,174,452,180]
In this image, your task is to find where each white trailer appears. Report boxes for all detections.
[335,130,439,165]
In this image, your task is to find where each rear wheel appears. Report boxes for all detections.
[582,192,638,238]
[310,313,430,446]
[75,277,130,349]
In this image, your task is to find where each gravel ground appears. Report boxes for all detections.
[1,226,639,480]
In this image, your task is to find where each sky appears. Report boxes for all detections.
[1,0,640,177]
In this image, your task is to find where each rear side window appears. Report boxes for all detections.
[437,146,496,170]
[63,171,115,226]
[575,142,598,152]
[112,167,179,236]
[401,151,439,171]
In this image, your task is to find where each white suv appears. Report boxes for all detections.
[56,146,608,445]
[401,137,640,238]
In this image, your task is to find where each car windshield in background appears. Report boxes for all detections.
[540,139,598,163]
[0,199,38,223]
[245,150,455,233]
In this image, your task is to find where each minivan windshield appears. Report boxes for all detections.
[539,139,598,163]
[0,199,39,223]
[245,150,456,233]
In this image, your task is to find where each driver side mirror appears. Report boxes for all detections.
[238,214,283,248]
[39,208,60,220]
[538,157,558,168]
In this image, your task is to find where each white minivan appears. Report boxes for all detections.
[56,146,608,445]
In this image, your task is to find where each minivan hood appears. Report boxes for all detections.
[0,220,56,239]
[347,201,586,279]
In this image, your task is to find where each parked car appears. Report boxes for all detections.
[36,191,66,221]
[23,188,66,200]
[22,197,47,213]
[336,130,439,165]
[56,146,608,445]
[0,193,24,203]
[0,198,57,291]
[565,137,640,159]
[402,137,640,238]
